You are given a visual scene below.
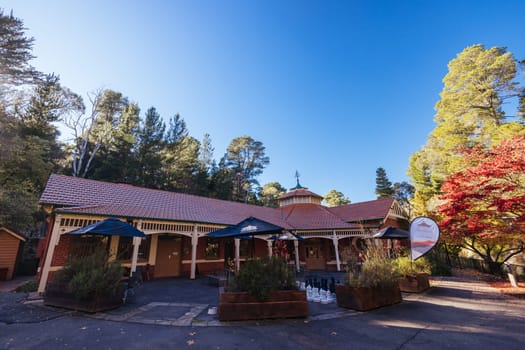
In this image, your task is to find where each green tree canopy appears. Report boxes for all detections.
[323,189,351,207]
[259,182,287,208]
[136,107,165,188]
[0,8,39,93]
[225,136,270,202]
[408,44,525,215]
[375,167,394,198]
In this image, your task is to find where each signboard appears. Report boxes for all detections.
[410,217,440,260]
[240,225,258,233]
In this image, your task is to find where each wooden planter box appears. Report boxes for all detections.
[44,294,123,313]
[335,284,402,311]
[219,290,308,321]
[399,273,430,293]
[44,284,124,313]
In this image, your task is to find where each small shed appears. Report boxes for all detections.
[0,227,27,280]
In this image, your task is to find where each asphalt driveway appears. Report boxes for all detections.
[0,275,524,349]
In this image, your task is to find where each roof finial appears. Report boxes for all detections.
[294,170,303,189]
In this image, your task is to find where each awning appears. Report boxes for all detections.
[373,226,409,239]
[65,218,146,238]
[207,216,284,238]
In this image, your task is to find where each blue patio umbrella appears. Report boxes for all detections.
[373,226,409,239]
[206,216,284,238]
[66,218,146,238]
[268,232,304,241]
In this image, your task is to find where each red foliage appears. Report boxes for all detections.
[438,135,525,242]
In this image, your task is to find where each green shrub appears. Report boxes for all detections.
[47,245,124,301]
[348,244,399,288]
[395,256,431,276]
[15,280,38,293]
[231,256,296,301]
[426,247,452,276]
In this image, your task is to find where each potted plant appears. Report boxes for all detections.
[395,256,431,293]
[219,256,307,321]
[44,245,125,313]
[336,244,402,311]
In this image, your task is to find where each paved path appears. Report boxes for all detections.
[1,276,524,349]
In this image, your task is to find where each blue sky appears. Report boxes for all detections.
[4,0,525,202]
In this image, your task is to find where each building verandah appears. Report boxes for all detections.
[37,213,376,293]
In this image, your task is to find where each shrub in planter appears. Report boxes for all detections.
[45,246,125,312]
[395,256,431,276]
[230,256,296,301]
[336,244,401,311]
[220,256,307,321]
[395,256,431,293]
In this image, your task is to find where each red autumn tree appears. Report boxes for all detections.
[438,135,525,273]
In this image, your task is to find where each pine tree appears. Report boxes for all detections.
[375,167,394,198]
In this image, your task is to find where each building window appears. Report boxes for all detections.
[117,237,132,260]
[138,236,150,260]
[205,238,220,259]
[71,236,108,257]
[239,239,250,257]
[117,236,151,261]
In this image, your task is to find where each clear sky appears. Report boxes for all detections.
[4,0,525,202]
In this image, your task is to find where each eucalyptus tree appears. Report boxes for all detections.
[259,182,287,208]
[225,136,270,203]
[324,189,351,207]
[64,89,129,178]
[392,181,414,218]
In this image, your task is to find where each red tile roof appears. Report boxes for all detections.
[281,204,358,230]
[278,188,323,200]
[327,197,395,222]
[40,174,399,230]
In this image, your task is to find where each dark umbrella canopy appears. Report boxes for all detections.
[207,216,284,238]
[66,218,146,238]
[373,226,409,239]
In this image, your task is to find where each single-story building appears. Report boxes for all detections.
[0,227,27,281]
[37,174,409,293]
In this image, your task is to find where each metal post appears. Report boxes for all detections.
[294,239,300,272]
[234,238,241,272]
[190,225,198,279]
[332,231,341,271]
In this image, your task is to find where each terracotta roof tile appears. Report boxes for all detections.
[328,197,394,222]
[278,188,323,200]
[40,174,398,230]
[281,204,358,230]
[41,174,291,227]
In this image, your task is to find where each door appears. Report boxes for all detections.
[155,236,181,277]
[304,239,325,270]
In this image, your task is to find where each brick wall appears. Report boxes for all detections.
[51,234,74,266]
